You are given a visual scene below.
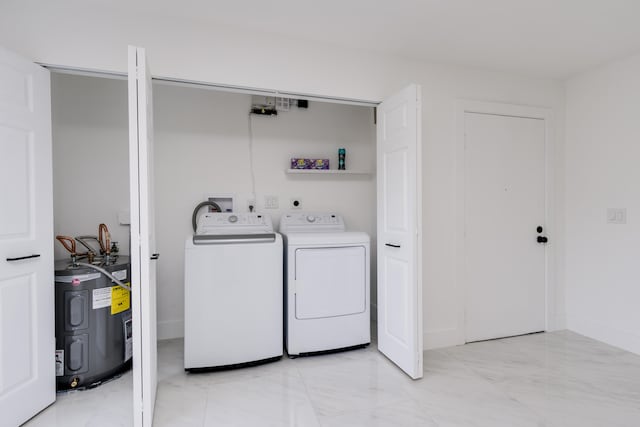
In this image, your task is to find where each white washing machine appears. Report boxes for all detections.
[279,212,370,356]
[184,212,283,370]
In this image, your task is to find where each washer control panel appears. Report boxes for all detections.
[197,213,274,234]
[279,212,345,233]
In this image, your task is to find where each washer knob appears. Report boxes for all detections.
[228,215,238,223]
[306,215,316,223]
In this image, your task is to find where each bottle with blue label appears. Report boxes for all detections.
[338,148,346,170]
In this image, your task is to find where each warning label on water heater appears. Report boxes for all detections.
[111,285,130,315]
[92,287,112,309]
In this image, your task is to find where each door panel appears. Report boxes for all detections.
[376,84,423,379]
[0,46,54,426]
[0,126,31,237]
[383,149,409,231]
[383,257,409,344]
[295,246,366,319]
[0,62,33,112]
[1,274,35,389]
[128,46,157,427]
[464,112,546,342]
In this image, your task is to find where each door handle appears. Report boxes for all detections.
[537,236,548,244]
[6,254,41,262]
[150,253,160,260]
[385,243,401,248]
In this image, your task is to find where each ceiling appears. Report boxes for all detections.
[77,0,640,78]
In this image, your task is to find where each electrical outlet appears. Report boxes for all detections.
[247,199,256,212]
[290,197,302,209]
[264,195,279,209]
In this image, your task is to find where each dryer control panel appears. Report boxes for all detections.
[279,212,346,233]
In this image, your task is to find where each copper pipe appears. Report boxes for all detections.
[56,235,76,255]
[105,231,111,256]
[98,223,110,255]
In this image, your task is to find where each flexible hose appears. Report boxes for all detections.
[191,200,221,232]
[76,262,132,291]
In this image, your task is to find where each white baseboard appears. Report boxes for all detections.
[567,316,640,355]
[157,319,184,341]
[423,328,463,350]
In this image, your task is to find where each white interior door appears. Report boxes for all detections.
[128,45,158,427]
[0,46,55,425]
[464,112,546,342]
[376,84,423,379]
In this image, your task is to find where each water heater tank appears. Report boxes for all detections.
[54,257,132,390]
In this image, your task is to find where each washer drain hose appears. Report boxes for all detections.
[192,201,222,232]
[76,262,132,291]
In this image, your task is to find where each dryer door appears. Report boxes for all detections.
[295,246,366,319]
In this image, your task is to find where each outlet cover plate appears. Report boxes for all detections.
[607,208,627,224]
[264,195,279,209]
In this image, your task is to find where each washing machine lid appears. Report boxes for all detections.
[279,212,345,233]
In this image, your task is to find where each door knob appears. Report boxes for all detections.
[537,236,548,244]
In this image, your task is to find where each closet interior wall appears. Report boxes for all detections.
[51,73,377,340]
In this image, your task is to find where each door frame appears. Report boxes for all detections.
[455,100,558,345]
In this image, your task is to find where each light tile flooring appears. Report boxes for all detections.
[26,330,640,426]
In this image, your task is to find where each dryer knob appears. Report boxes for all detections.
[306,215,316,223]
[228,215,238,223]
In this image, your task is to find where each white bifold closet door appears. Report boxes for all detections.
[128,45,159,427]
[376,84,423,379]
[0,45,55,427]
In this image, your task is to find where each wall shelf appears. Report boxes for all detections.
[286,169,372,176]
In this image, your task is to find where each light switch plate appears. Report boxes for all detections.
[607,208,627,224]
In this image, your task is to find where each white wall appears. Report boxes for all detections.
[51,75,375,339]
[565,53,640,355]
[3,4,566,348]
[153,84,376,339]
[51,73,130,260]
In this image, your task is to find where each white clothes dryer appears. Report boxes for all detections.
[279,212,370,356]
[184,212,282,370]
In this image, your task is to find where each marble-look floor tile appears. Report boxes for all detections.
[152,382,207,427]
[495,370,640,427]
[318,398,439,427]
[298,350,413,418]
[25,331,640,427]
[25,372,133,427]
[407,367,545,427]
[203,371,320,427]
